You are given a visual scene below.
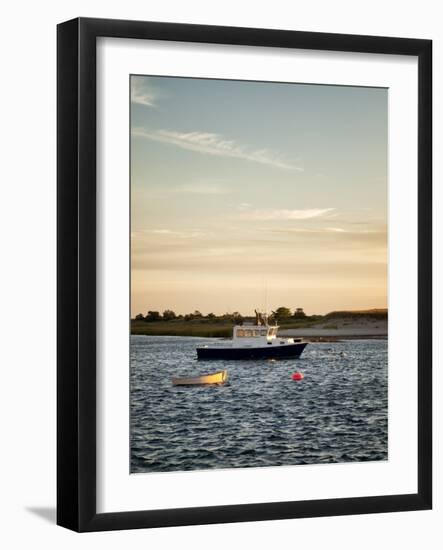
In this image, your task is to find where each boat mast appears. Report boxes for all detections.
[254,309,268,326]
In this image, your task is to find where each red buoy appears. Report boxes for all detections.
[291,372,304,381]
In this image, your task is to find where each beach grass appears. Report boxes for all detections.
[131,320,233,338]
[131,309,387,338]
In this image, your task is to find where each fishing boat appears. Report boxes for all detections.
[197,310,307,360]
[171,369,228,386]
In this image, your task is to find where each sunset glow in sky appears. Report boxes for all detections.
[131,75,387,316]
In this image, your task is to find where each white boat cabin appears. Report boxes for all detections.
[233,324,279,346]
[231,311,296,348]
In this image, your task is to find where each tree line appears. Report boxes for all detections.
[133,306,307,323]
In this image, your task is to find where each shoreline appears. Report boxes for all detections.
[131,314,388,341]
[131,332,387,342]
[297,335,387,342]
[279,327,387,342]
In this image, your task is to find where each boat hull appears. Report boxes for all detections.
[172,370,228,386]
[197,342,307,360]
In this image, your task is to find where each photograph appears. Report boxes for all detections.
[130,74,388,474]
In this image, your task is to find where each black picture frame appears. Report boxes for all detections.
[57,17,432,532]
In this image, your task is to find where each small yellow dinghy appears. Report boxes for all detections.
[172,370,228,386]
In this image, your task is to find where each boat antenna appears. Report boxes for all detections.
[265,281,268,315]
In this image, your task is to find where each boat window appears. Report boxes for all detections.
[237,328,267,338]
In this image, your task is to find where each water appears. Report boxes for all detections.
[130,336,388,473]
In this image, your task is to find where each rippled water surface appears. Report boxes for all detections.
[130,336,387,473]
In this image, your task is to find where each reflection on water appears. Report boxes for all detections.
[130,336,387,473]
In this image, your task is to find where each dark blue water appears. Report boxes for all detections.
[130,336,387,473]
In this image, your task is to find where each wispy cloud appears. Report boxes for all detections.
[150,229,206,239]
[237,202,252,211]
[175,182,229,195]
[132,128,302,171]
[326,227,346,233]
[131,78,157,107]
[240,208,334,221]
[268,225,387,247]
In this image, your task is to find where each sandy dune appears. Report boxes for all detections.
[279,319,387,340]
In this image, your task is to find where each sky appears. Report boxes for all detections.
[130,75,387,317]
